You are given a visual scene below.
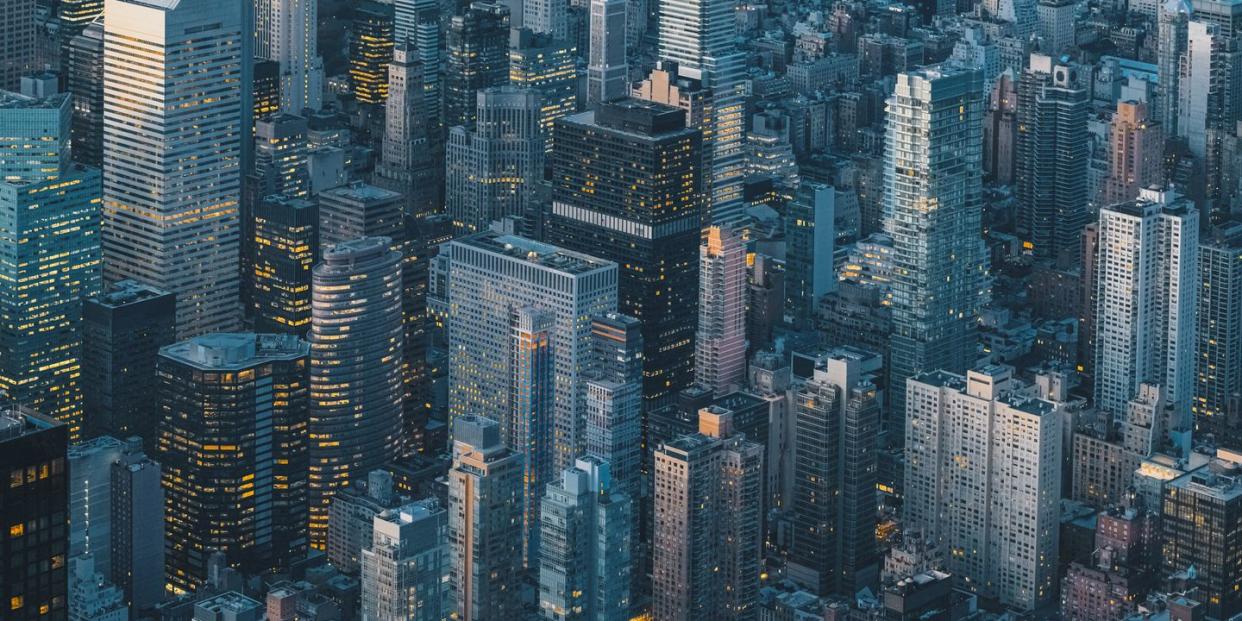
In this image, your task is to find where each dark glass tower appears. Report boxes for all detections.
[546,99,703,411]
[0,408,68,621]
[252,194,319,334]
[443,1,510,129]
[350,1,396,105]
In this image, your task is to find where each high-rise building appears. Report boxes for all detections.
[319,182,404,250]
[1161,452,1242,621]
[447,416,524,621]
[1099,101,1164,207]
[258,0,324,114]
[523,0,568,39]
[253,59,282,118]
[785,183,836,328]
[903,366,1062,611]
[441,232,617,556]
[67,22,105,168]
[374,42,438,218]
[1094,188,1198,431]
[654,0,746,224]
[1194,224,1242,446]
[360,499,450,621]
[1177,20,1239,161]
[0,0,34,91]
[584,313,644,503]
[445,87,545,235]
[393,0,442,149]
[652,409,763,621]
[884,65,989,442]
[308,237,405,547]
[546,99,703,410]
[109,440,163,612]
[157,333,309,593]
[0,408,69,621]
[787,348,881,596]
[251,194,319,335]
[538,457,632,621]
[253,114,310,200]
[509,29,578,152]
[102,0,243,338]
[1157,0,1191,135]
[82,281,176,443]
[983,71,1018,185]
[444,1,510,129]
[695,226,748,395]
[1016,54,1089,263]
[0,90,101,439]
[349,1,395,105]
[68,436,124,578]
[587,0,627,106]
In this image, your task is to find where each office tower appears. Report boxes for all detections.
[349,1,395,105]
[360,499,450,621]
[903,366,1061,611]
[652,410,763,620]
[0,91,101,438]
[68,436,123,579]
[538,457,632,621]
[375,43,438,218]
[1158,0,1191,134]
[319,182,404,249]
[0,408,69,621]
[785,183,836,328]
[444,2,511,129]
[158,333,309,592]
[441,233,617,537]
[308,238,405,547]
[584,314,643,503]
[884,65,988,441]
[1177,21,1241,168]
[445,87,544,235]
[253,59,282,118]
[59,0,103,45]
[1016,54,1089,263]
[1094,188,1198,430]
[258,0,325,114]
[509,29,578,152]
[1161,453,1242,621]
[524,0,568,39]
[546,100,702,410]
[394,0,442,144]
[0,0,34,91]
[252,195,318,334]
[1194,224,1242,446]
[787,349,881,596]
[102,0,243,338]
[67,22,104,168]
[327,470,403,574]
[109,440,163,612]
[254,114,310,199]
[448,416,524,621]
[81,281,175,442]
[655,0,746,224]
[695,226,748,395]
[588,0,627,106]
[1100,101,1164,206]
[983,72,1018,185]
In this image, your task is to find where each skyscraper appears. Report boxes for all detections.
[448,416,524,621]
[786,348,881,596]
[695,226,748,395]
[67,21,105,168]
[441,232,617,515]
[374,42,438,218]
[0,90,102,438]
[1178,20,1238,161]
[0,408,69,621]
[68,436,124,575]
[1161,453,1242,621]
[546,99,703,410]
[538,457,632,621]
[349,1,395,105]
[1195,224,1242,446]
[1099,101,1164,207]
[1094,188,1198,431]
[652,409,763,621]
[1015,54,1089,263]
[444,2,511,129]
[1157,0,1191,135]
[509,29,578,152]
[884,65,989,441]
[253,114,310,200]
[445,87,545,235]
[524,0,568,40]
[251,194,319,334]
[584,313,644,503]
[785,183,836,328]
[109,440,163,612]
[308,237,405,547]
[360,499,450,621]
[903,366,1062,611]
[158,333,310,593]
[0,0,35,91]
[258,0,325,114]
[587,0,627,106]
[81,281,176,443]
[319,182,404,250]
[102,0,243,337]
[655,0,746,224]
[394,0,442,143]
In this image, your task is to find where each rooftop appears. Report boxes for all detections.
[88,280,172,308]
[160,333,308,370]
[456,232,615,276]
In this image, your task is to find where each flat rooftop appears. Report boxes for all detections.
[457,232,615,276]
